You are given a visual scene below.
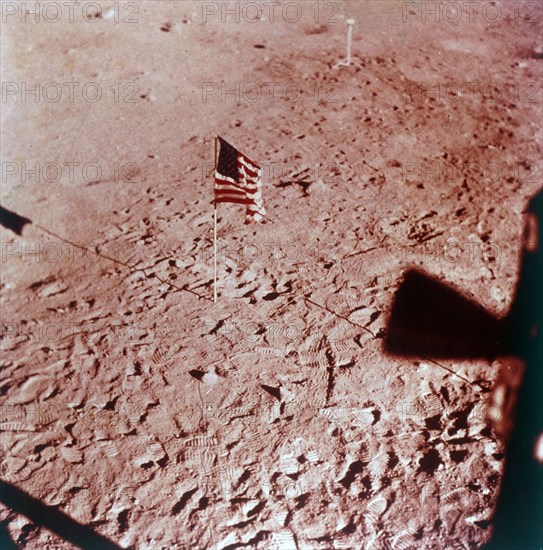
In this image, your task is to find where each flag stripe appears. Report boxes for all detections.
[215,189,260,200]
[214,179,259,192]
[214,175,259,190]
[214,136,265,224]
[238,161,259,178]
[215,190,249,200]
[215,197,256,206]
[214,183,250,194]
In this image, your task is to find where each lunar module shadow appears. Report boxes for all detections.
[0,480,122,549]
[384,190,542,548]
[0,205,32,236]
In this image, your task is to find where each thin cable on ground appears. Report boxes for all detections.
[34,223,210,302]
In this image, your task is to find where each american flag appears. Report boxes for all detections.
[214,136,265,224]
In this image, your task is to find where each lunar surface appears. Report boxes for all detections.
[1,1,542,548]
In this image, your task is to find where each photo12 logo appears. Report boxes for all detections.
[1,239,140,267]
[402,160,541,187]
[401,1,542,24]
[1,2,140,24]
[401,81,543,105]
[202,81,339,104]
[201,1,340,24]
[2,161,139,185]
[2,81,140,104]
[201,318,303,345]
[201,160,342,185]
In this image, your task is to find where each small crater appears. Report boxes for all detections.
[247,500,266,517]
[117,509,130,532]
[295,493,310,510]
[440,386,450,403]
[418,448,442,474]
[387,451,399,470]
[339,460,366,489]
[172,487,198,515]
[450,449,469,463]
[197,496,209,510]
[237,468,252,486]
[260,384,281,400]
[341,521,357,534]
[425,414,441,430]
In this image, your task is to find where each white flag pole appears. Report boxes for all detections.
[213,135,218,303]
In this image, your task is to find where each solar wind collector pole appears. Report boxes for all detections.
[334,18,355,69]
[345,18,354,64]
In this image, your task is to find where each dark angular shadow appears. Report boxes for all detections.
[0,205,32,236]
[384,269,504,359]
[384,189,543,548]
[0,519,19,550]
[485,189,543,549]
[0,480,122,550]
